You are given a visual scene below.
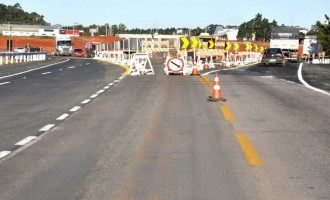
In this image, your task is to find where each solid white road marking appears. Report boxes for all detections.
[56,113,69,121]
[41,72,52,75]
[298,63,330,96]
[0,59,69,80]
[90,94,99,98]
[69,106,81,112]
[15,136,37,146]
[0,82,10,86]
[39,124,55,132]
[0,151,11,159]
[96,90,105,94]
[81,99,91,104]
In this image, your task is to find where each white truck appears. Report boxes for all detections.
[55,36,72,56]
[270,26,300,62]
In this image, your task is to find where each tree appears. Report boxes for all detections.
[237,13,277,41]
[314,15,330,55]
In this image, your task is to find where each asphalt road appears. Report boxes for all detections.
[0,58,329,200]
[0,58,125,152]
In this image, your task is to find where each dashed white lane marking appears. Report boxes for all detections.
[113,80,119,83]
[39,124,55,132]
[0,81,10,86]
[56,113,69,121]
[0,151,11,159]
[104,86,110,89]
[81,99,91,104]
[118,76,125,80]
[0,59,69,80]
[69,106,81,112]
[90,94,99,99]
[15,136,37,146]
[59,69,63,71]
[108,83,114,86]
[68,66,76,69]
[41,72,52,75]
[86,63,90,65]
[96,89,105,94]
[298,63,330,97]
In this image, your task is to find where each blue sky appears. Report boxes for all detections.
[2,0,329,29]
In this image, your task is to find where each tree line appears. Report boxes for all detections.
[0,3,48,25]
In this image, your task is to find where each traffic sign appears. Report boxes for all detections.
[208,40,215,49]
[254,45,258,51]
[245,43,250,51]
[190,37,199,49]
[233,43,239,51]
[180,37,189,49]
[225,42,231,50]
[260,47,264,52]
[167,57,184,72]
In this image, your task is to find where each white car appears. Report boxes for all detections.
[14,47,26,53]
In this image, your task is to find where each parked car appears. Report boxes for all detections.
[14,47,26,53]
[261,48,286,66]
[71,49,84,57]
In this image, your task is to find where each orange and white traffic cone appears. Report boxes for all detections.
[222,54,226,67]
[191,59,199,76]
[208,73,226,102]
[204,58,209,70]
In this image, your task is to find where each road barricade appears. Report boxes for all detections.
[0,52,46,65]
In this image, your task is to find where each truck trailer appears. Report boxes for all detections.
[270,26,299,62]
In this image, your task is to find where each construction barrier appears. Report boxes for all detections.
[0,52,46,65]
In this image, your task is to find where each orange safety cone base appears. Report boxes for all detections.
[207,96,227,102]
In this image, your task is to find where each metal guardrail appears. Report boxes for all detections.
[0,52,47,65]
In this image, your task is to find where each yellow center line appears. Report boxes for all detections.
[199,78,208,86]
[235,134,263,166]
[200,75,213,86]
[220,106,235,121]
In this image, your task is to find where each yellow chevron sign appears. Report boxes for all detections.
[225,42,231,50]
[254,45,258,51]
[190,37,199,49]
[208,40,215,49]
[233,43,239,51]
[180,37,190,49]
[198,40,203,49]
[260,47,264,52]
[245,43,250,50]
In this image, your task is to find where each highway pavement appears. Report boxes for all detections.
[0,58,329,200]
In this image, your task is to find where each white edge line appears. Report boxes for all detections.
[298,63,330,96]
[39,124,55,132]
[69,106,81,112]
[81,99,91,104]
[90,94,99,98]
[0,81,10,86]
[56,113,69,121]
[0,59,69,80]
[15,136,37,146]
[0,151,11,159]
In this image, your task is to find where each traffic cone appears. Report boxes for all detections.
[204,58,209,70]
[208,73,226,102]
[191,59,200,76]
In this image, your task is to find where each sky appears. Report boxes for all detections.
[1,0,330,30]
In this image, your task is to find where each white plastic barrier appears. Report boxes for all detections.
[0,52,46,65]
